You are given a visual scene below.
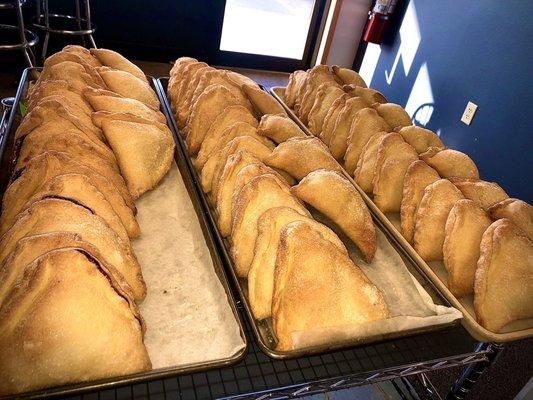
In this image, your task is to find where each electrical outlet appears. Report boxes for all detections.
[461,101,478,125]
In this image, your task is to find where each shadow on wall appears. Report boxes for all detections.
[358,0,533,202]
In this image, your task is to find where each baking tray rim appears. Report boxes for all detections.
[0,68,248,399]
[157,77,464,360]
[269,85,533,343]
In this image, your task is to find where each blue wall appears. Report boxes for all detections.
[360,0,532,202]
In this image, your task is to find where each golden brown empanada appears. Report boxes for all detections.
[98,67,159,110]
[90,48,147,82]
[0,249,150,396]
[285,70,307,109]
[248,207,342,320]
[307,84,344,135]
[372,133,419,213]
[298,66,339,124]
[264,137,342,181]
[328,98,369,160]
[397,125,444,154]
[400,160,440,243]
[343,85,387,105]
[332,65,367,87]
[443,199,492,297]
[173,62,208,126]
[63,44,101,67]
[474,219,533,332]
[450,178,508,210]
[0,198,145,301]
[257,114,306,144]
[353,131,387,192]
[292,169,376,262]
[488,198,533,241]
[2,152,139,238]
[99,113,175,199]
[230,174,308,277]
[242,84,286,116]
[413,179,464,261]
[320,94,347,146]
[373,103,412,129]
[27,80,92,115]
[420,147,479,179]
[272,221,388,351]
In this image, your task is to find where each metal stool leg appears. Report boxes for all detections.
[74,0,86,46]
[84,0,96,48]
[40,0,50,61]
[445,343,504,400]
[14,0,34,67]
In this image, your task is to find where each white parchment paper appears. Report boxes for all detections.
[286,211,462,350]
[133,162,245,368]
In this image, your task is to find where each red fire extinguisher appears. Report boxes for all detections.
[363,0,398,44]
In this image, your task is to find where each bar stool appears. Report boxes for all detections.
[0,1,38,67]
[33,0,97,61]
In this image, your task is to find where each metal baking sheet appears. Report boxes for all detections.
[156,77,462,360]
[0,68,247,399]
[269,85,533,343]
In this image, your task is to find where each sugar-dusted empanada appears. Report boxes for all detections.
[320,94,347,146]
[443,199,492,297]
[400,160,440,243]
[90,48,147,82]
[344,107,392,174]
[292,169,376,262]
[450,178,508,210]
[27,80,92,115]
[413,179,464,261]
[488,198,533,242]
[372,133,418,213]
[230,174,308,277]
[328,98,369,160]
[285,70,307,109]
[298,65,339,124]
[397,125,444,154]
[343,85,387,105]
[264,137,342,181]
[307,84,344,135]
[475,219,533,332]
[242,84,286,117]
[248,207,341,320]
[353,131,387,192]
[332,65,367,87]
[272,221,388,351]
[373,103,412,130]
[63,44,101,67]
[420,147,479,179]
[257,114,306,144]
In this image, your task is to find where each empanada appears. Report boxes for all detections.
[488,198,533,242]
[450,178,508,210]
[332,65,367,87]
[328,97,369,160]
[272,221,388,351]
[400,160,440,243]
[83,87,166,124]
[285,70,307,109]
[185,84,245,154]
[196,122,272,173]
[413,179,464,261]
[248,207,342,320]
[63,44,101,67]
[474,219,533,332]
[90,48,147,82]
[2,152,139,237]
[320,94,347,146]
[201,136,272,193]
[38,60,104,92]
[397,125,444,153]
[173,62,208,126]
[214,151,261,236]
[0,198,145,301]
[420,147,479,179]
[0,173,128,242]
[443,199,492,297]
[353,131,387,192]
[0,249,149,395]
[230,174,307,277]
[257,114,306,144]
[98,68,159,110]
[176,65,214,126]
[292,169,376,261]
[373,103,412,129]
[27,80,92,115]
[372,133,418,213]
[343,107,391,173]
[264,137,342,181]
[343,85,387,105]
[307,84,344,135]
[98,113,175,198]
[242,84,286,116]
[298,66,339,123]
